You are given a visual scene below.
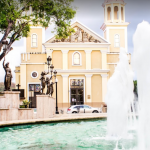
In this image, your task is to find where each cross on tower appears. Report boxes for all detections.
[16,84,21,91]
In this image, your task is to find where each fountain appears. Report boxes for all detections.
[132,21,150,150]
[105,47,136,139]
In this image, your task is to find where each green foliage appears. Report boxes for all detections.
[23,99,30,105]
[20,105,25,108]
[133,80,138,97]
[0,0,76,43]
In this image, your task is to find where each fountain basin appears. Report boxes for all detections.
[0,119,137,150]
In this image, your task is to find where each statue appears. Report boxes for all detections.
[50,82,54,96]
[83,32,88,42]
[3,57,13,91]
[89,36,95,42]
[39,71,48,94]
[45,77,50,95]
[71,27,81,42]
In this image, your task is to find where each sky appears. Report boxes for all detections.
[0,0,150,82]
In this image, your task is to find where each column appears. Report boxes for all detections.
[101,50,107,69]
[101,74,108,102]
[84,50,92,70]
[85,74,93,103]
[61,50,69,70]
[111,4,114,22]
[119,4,121,22]
[62,75,69,104]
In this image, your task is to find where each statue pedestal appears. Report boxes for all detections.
[0,91,20,109]
[0,91,34,121]
[36,95,55,118]
[0,91,20,121]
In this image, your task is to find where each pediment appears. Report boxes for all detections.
[45,21,108,44]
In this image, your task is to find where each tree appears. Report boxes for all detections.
[133,80,138,97]
[0,0,76,61]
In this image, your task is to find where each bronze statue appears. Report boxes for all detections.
[39,71,48,94]
[47,76,53,96]
[45,77,50,95]
[3,57,13,91]
[50,82,54,96]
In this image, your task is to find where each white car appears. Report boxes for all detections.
[67,105,101,114]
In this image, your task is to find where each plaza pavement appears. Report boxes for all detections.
[0,113,107,127]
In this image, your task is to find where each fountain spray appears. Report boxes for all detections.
[105,47,136,138]
[132,21,150,150]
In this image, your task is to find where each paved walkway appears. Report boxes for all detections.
[0,113,107,127]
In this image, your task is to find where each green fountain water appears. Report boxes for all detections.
[0,119,137,150]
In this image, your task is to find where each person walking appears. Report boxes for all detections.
[77,106,80,113]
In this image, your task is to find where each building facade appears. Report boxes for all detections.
[15,0,130,109]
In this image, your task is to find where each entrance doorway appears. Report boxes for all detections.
[70,79,84,106]
[29,84,40,108]
[71,88,84,105]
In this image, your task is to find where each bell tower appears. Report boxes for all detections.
[101,0,129,52]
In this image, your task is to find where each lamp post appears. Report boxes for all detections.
[54,70,59,114]
[45,56,59,114]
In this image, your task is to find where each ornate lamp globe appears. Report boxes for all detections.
[50,64,54,72]
[54,70,57,78]
[47,56,52,66]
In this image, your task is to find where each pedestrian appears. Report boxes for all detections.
[77,106,80,113]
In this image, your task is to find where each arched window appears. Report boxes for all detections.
[121,7,124,20]
[32,34,37,47]
[107,7,111,20]
[72,52,81,65]
[114,6,119,20]
[114,34,120,47]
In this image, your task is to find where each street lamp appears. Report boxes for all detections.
[47,56,52,73]
[41,55,59,114]
[50,64,54,76]
[54,70,59,114]
[2,40,8,53]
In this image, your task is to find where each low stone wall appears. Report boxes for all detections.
[0,109,18,121]
[18,109,34,120]
[0,92,55,122]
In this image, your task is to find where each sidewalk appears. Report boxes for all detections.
[0,113,107,127]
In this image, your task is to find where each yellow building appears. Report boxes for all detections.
[15,0,129,109]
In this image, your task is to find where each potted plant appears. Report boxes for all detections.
[22,99,30,108]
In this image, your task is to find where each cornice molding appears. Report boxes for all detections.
[44,43,110,48]
[44,69,110,73]
[21,63,45,65]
